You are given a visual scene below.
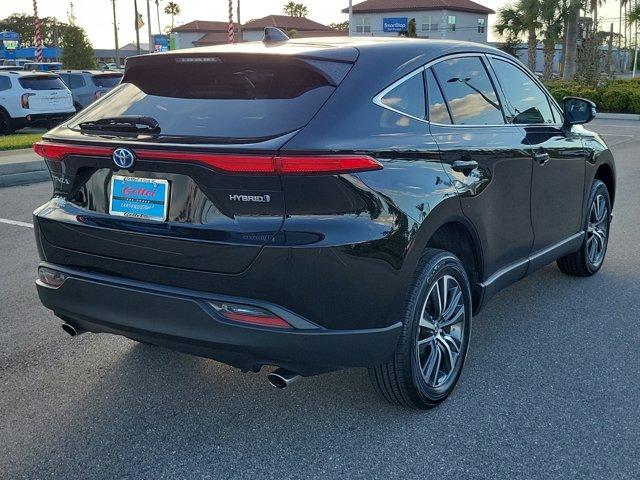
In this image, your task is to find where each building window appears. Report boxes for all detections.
[422,15,431,31]
[448,15,456,31]
[356,17,371,33]
[477,18,486,34]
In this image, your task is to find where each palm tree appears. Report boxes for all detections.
[164,1,180,30]
[494,0,541,72]
[283,2,308,17]
[539,0,565,80]
[155,0,162,32]
[563,0,581,79]
[627,2,640,72]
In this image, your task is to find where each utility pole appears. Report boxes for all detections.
[237,0,242,42]
[112,0,120,66]
[228,0,234,43]
[348,0,353,37]
[33,0,44,62]
[134,0,141,55]
[146,0,153,52]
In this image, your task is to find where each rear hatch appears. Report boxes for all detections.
[36,49,356,274]
[19,75,73,111]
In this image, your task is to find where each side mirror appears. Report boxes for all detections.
[563,96,596,126]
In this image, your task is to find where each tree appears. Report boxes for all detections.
[155,0,163,32]
[164,1,180,30]
[328,21,349,31]
[61,24,96,69]
[494,0,541,72]
[283,2,308,17]
[539,0,566,80]
[563,0,581,79]
[0,14,69,47]
[407,18,417,37]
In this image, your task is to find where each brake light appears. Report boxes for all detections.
[136,150,383,175]
[33,141,113,161]
[208,301,292,329]
[21,93,34,108]
[94,91,104,100]
[33,141,383,175]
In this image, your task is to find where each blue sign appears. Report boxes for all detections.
[383,17,408,32]
[153,34,169,52]
[0,31,20,50]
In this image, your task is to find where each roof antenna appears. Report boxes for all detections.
[263,27,289,44]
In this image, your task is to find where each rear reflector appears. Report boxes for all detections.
[209,301,292,329]
[33,141,382,175]
[37,267,68,289]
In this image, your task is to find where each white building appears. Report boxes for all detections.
[343,0,494,43]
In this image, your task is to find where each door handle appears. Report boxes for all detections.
[452,160,478,174]
[534,151,550,165]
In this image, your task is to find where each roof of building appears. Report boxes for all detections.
[241,15,334,31]
[173,20,238,33]
[193,32,236,46]
[342,0,494,15]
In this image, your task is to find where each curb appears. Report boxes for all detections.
[0,159,50,188]
[596,112,640,121]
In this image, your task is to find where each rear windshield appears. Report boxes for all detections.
[92,74,122,88]
[19,76,67,90]
[69,57,341,141]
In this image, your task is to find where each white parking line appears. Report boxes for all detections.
[0,218,34,229]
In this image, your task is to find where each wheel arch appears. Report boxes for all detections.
[594,161,615,207]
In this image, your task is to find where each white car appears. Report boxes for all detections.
[0,71,75,135]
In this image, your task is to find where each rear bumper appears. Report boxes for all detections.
[36,263,402,376]
[13,112,74,129]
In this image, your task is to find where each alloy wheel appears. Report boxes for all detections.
[416,275,466,388]
[586,193,608,268]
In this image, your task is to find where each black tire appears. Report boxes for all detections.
[557,180,611,277]
[0,110,14,135]
[369,248,472,409]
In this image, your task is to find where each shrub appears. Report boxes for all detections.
[542,78,640,113]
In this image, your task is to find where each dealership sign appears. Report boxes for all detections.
[0,31,20,50]
[383,17,408,32]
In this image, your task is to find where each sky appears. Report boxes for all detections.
[0,0,626,48]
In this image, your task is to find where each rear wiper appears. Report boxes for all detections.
[78,116,160,135]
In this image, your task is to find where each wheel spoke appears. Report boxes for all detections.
[422,344,439,382]
[438,335,456,373]
[441,333,461,354]
[418,335,435,347]
[440,304,464,328]
[442,286,462,321]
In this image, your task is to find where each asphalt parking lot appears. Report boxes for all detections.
[1,118,639,480]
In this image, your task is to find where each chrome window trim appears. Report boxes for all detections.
[372,67,428,123]
[372,51,568,129]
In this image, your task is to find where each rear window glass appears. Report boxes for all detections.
[92,74,122,88]
[379,71,426,119]
[70,58,338,141]
[432,57,504,125]
[19,76,67,90]
[65,74,86,89]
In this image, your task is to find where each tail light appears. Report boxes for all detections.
[33,141,383,175]
[37,267,68,289]
[208,301,292,329]
[21,93,35,108]
[94,90,105,100]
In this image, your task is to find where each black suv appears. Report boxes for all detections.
[33,37,615,409]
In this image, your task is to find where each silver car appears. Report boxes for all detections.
[57,70,123,110]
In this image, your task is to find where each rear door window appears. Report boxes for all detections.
[490,58,555,124]
[432,56,504,125]
[379,71,426,119]
[67,74,86,89]
[0,76,11,91]
[425,68,451,124]
[70,57,345,141]
[92,74,122,88]
[19,76,67,90]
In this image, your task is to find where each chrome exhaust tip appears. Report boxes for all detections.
[267,368,300,389]
[61,323,85,337]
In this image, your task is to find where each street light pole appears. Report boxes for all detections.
[147,0,153,52]
[134,0,141,55]
[112,0,120,66]
[348,0,353,37]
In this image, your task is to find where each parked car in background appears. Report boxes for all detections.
[32,37,615,409]
[23,62,63,72]
[0,66,23,71]
[57,70,123,110]
[2,58,30,68]
[0,71,74,134]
